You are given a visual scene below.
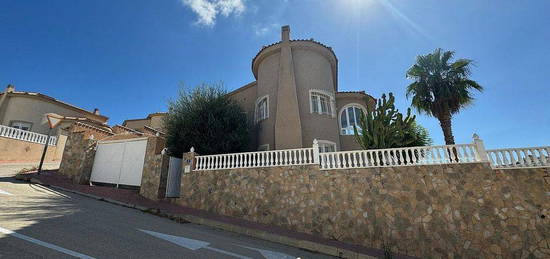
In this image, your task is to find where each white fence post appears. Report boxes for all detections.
[473,133,489,162]
[313,139,320,164]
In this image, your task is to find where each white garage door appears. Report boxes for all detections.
[90,137,148,187]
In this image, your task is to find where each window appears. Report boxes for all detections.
[255,95,269,122]
[10,121,32,131]
[258,144,269,151]
[317,140,337,153]
[309,90,335,117]
[340,104,365,135]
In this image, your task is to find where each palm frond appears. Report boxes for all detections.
[405,48,483,117]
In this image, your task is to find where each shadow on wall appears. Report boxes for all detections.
[0,135,67,164]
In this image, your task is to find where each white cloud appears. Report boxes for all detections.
[217,0,245,16]
[253,23,280,36]
[181,0,245,27]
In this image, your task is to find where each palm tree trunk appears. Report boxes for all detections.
[438,113,455,145]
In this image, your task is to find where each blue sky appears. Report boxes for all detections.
[1,0,549,149]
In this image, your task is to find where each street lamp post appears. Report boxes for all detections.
[37,128,52,174]
[37,113,63,175]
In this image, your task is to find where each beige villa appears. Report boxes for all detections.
[229,25,374,151]
[0,84,112,163]
[130,25,374,152]
[0,85,110,135]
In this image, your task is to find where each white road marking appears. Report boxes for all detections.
[238,245,295,259]
[0,226,95,259]
[0,189,13,195]
[205,246,254,259]
[138,229,209,250]
[139,229,252,259]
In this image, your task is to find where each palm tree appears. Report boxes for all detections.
[406,48,483,145]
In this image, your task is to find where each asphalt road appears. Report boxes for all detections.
[0,172,333,259]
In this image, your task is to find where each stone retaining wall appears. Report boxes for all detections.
[173,162,549,258]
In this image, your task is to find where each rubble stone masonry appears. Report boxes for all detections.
[139,136,168,200]
[173,162,549,258]
[58,132,97,184]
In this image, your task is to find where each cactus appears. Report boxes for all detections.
[353,92,422,149]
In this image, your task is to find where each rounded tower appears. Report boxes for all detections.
[251,25,340,150]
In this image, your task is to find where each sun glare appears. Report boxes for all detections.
[341,0,375,8]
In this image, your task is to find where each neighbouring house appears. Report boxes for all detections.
[122,112,166,136]
[228,25,375,151]
[0,84,109,135]
[0,84,112,163]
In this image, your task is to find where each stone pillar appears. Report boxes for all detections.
[313,139,320,164]
[473,133,489,162]
[181,147,196,175]
[274,25,303,149]
[58,131,97,184]
[139,136,169,200]
[179,147,196,198]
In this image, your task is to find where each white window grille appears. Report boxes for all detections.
[317,140,337,153]
[309,90,335,117]
[10,121,32,131]
[258,144,270,151]
[340,104,365,135]
[255,95,269,123]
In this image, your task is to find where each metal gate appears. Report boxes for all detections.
[90,137,148,187]
[165,156,182,197]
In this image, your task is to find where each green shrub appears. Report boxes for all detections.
[165,83,250,156]
[354,92,431,149]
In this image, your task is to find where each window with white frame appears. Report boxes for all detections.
[309,90,335,117]
[340,104,365,135]
[255,95,269,122]
[10,121,32,131]
[317,140,337,153]
[258,144,269,151]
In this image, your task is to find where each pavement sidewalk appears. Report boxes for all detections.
[15,170,412,259]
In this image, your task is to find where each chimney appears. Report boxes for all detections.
[93,108,100,115]
[5,84,15,93]
[281,25,290,42]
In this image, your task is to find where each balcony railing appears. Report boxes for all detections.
[0,125,57,146]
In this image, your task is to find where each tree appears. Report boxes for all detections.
[165,83,250,157]
[406,121,433,147]
[406,48,483,145]
[353,92,431,150]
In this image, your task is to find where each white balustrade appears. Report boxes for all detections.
[487,147,549,169]
[319,144,479,170]
[192,134,549,171]
[195,147,316,171]
[0,125,57,146]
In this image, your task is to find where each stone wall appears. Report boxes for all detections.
[173,162,549,258]
[139,136,169,200]
[58,132,97,184]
